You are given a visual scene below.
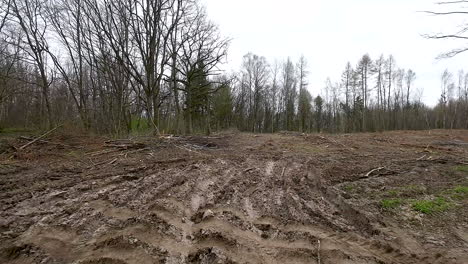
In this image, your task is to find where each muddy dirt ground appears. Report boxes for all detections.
[0,130,467,264]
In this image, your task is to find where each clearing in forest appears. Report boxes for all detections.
[0,130,467,264]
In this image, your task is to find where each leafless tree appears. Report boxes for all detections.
[81,0,182,133]
[297,55,310,132]
[405,69,416,108]
[281,58,297,131]
[9,0,54,128]
[0,0,11,33]
[172,5,229,133]
[357,54,372,130]
[440,69,453,128]
[424,1,468,58]
[239,53,269,132]
[45,0,93,128]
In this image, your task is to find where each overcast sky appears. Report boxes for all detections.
[201,0,467,106]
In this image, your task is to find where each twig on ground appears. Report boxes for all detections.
[281,167,286,177]
[364,167,385,178]
[244,168,255,173]
[19,125,62,150]
[173,144,207,156]
[417,155,427,161]
[424,144,431,151]
[119,147,150,158]
[88,157,118,168]
[19,136,73,149]
[317,239,321,264]
[89,149,118,157]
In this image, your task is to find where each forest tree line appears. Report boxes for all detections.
[0,0,467,135]
[229,53,468,134]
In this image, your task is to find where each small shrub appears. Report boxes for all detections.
[380,199,402,209]
[412,197,450,214]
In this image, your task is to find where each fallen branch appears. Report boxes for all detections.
[173,144,207,156]
[153,158,187,164]
[317,239,321,264]
[243,168,255,173]
[18,136,73,149]
[364,167,385,178]
[88,157,119,168]
[416,155,427,161]
[89,149,119,157]
[118,147,150,158]
[106,143,146,150]
[19,125,62,150]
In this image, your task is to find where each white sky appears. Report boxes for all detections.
[201,0,467,106]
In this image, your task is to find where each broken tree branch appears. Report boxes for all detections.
[19,125,62,150]
[363,167,385,178]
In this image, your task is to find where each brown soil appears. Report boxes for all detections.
[0,130,467,264]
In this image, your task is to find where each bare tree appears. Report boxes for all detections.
[440,69,453,128]
[173,5,229,133]
[405,69,416,108]
[357,54,372,131]
[281,58,297,131]
[385,55,395,128]
[10,0,54,128]
[0,0,11,33]
[424,1,468,58]
[82,0,184,133]
[46,0,92,129]
[297,55,309,132]
[269,61,280,132]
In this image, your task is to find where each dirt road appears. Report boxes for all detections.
[1,130,467,263]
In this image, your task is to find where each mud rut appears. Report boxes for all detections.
[1,132,467,264]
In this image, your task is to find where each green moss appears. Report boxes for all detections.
[450,186,468,200]
[454,186,468,194]
[412,197,450,214]
[454,165,468,173]
[343,185,354,192]
[380,199,402,209]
